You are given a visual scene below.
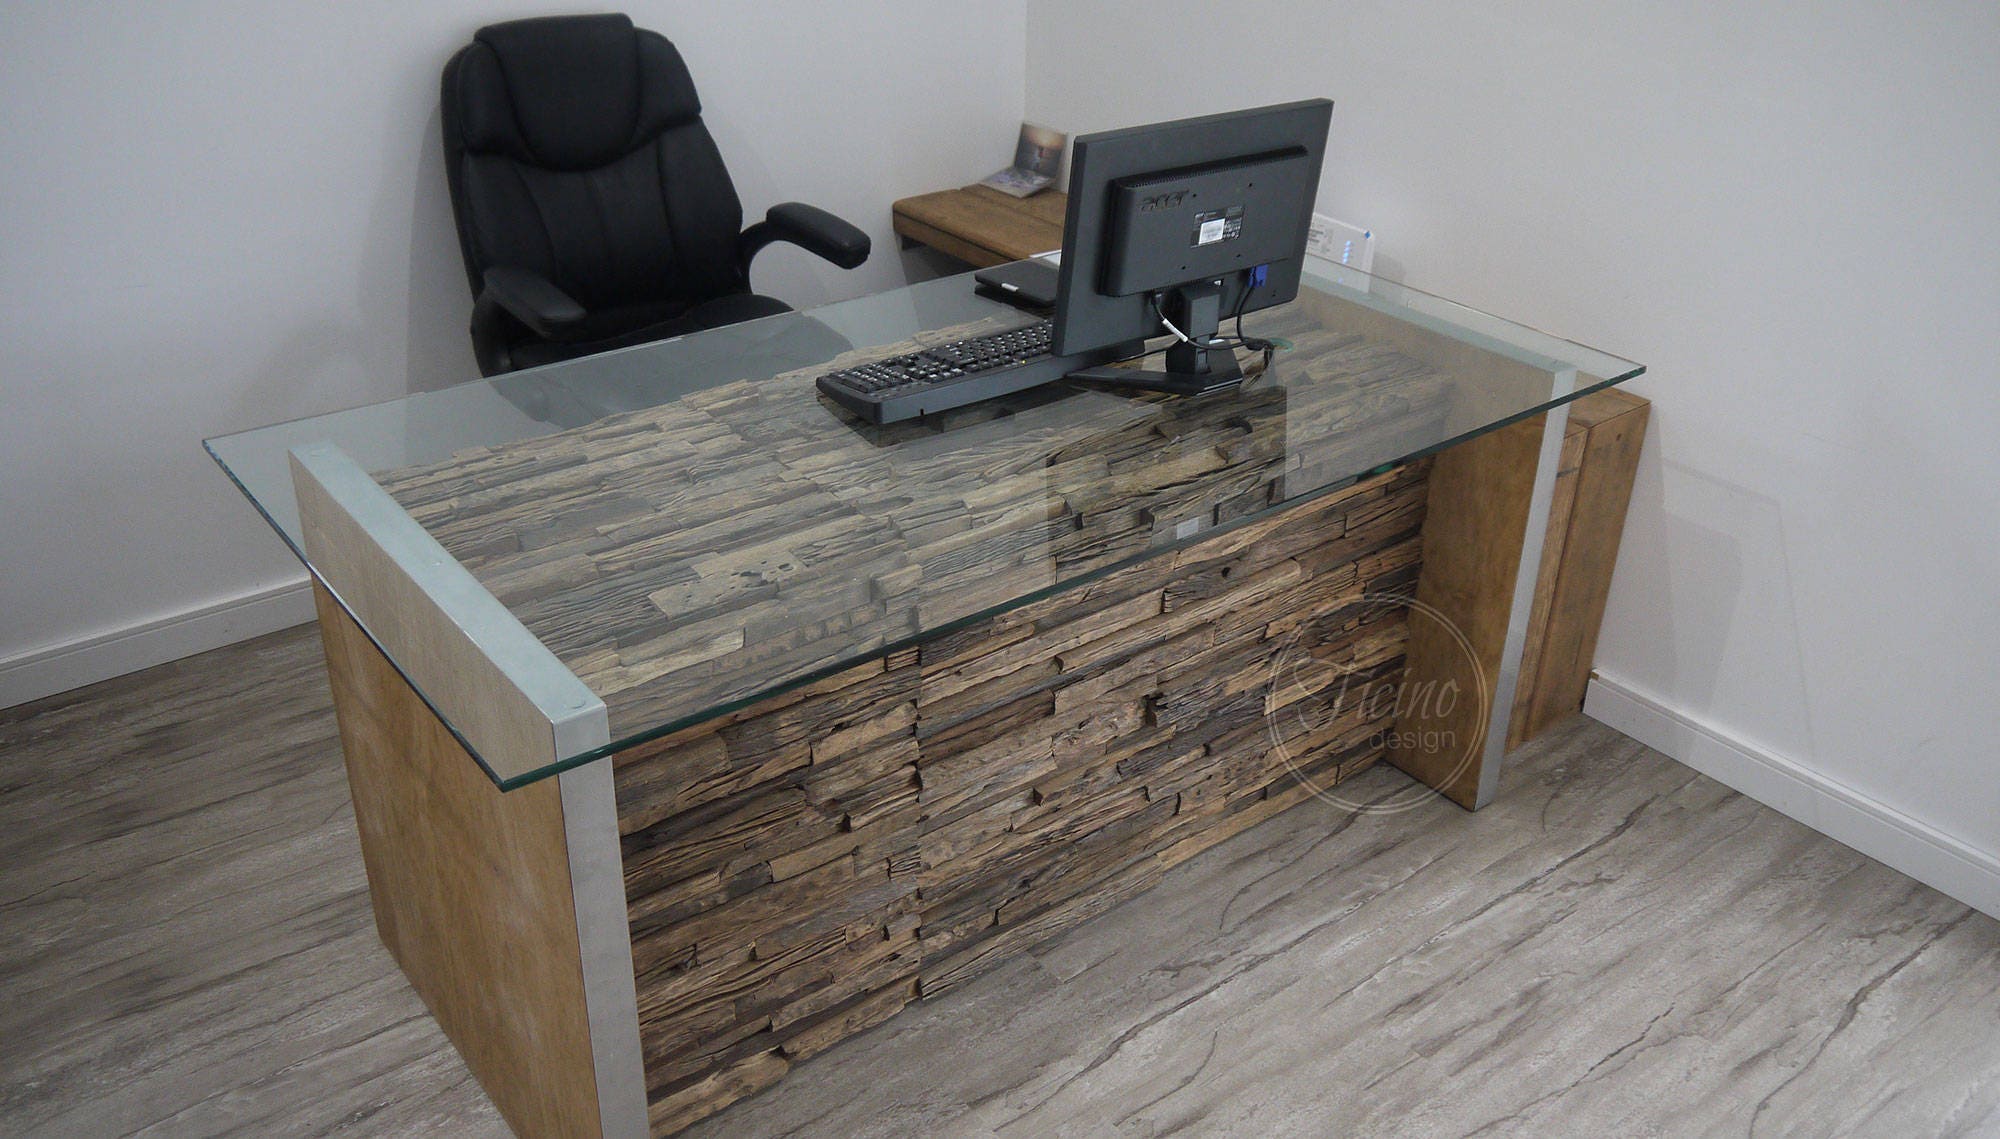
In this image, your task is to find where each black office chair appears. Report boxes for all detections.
[441,13,872,376]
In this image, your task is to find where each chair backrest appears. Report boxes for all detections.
[441,14,746,312]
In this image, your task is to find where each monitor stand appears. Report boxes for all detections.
[1067,280,1246,396]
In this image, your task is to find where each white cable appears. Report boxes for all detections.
[1149,294,1197,345]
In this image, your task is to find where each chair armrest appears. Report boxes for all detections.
[468,266,589,376]
[739,203,871,272]
[475,266,587,337]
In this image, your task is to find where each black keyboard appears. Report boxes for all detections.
[816,321,1097,424]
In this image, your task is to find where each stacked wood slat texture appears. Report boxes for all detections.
[370,294,1460,1133]
[613,459,1428,1133]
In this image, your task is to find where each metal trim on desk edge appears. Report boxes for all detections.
[1475,369,1576,808]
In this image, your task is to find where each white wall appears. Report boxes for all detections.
[0,1,1025,706]
[1028,1,2000,912]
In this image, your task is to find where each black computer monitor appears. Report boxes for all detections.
[1053,99,1333,395]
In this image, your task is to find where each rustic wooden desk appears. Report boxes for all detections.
[208,268,1644,1137]
[892,183,1067,267]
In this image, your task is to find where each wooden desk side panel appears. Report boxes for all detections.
[612,462,1429,1134]
[1513,392,1649,740]
[1508,419,1590,749]
[314,587,604,1139]
[1389,415,1547,807]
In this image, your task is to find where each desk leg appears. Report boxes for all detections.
[315,589,603,1136]
[1391,391,1573,808]
[314,592,649,1138]
[296,445,649,1137]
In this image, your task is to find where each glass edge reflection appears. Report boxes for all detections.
[1302,262,1641,378]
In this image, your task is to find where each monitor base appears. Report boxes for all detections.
[1070,336,1246,397]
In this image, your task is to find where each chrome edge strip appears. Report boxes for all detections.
[559,755,649,1139]
[1475,369,1577,808]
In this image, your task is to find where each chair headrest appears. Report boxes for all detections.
[454,13,703,171]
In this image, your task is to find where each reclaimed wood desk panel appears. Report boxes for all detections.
[323,456,1428,1136]
[891,184,1067,267]
[612,460,1428,1131]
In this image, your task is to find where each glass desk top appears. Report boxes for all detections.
[208,261,1642,788]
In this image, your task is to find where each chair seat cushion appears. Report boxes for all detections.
[508,291,793,370]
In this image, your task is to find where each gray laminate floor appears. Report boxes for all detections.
[3,626,1997,1138]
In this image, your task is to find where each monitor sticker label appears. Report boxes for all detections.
[1191,205,1245,247]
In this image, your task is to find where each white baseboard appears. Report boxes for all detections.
[0,575,316,711]
[1585,672,2000,921]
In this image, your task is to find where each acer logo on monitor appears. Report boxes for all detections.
[1138,190,1188,212]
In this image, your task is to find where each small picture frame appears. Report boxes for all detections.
[980,122,1067,198]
